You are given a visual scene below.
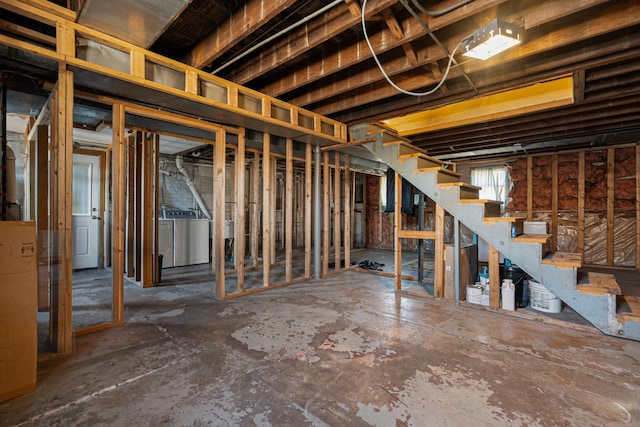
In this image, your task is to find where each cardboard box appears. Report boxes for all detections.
[0,222,37,403]
[445,244,478,301]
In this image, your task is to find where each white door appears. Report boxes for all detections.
[72,154,100,269]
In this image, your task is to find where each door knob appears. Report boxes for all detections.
[92,215,101,220]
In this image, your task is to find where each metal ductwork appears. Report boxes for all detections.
[75,0,192,49]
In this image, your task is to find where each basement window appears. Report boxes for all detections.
[470,166,510,211]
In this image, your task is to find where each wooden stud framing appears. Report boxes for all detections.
[262,133,272,287]
[213,130,226,298]
[23,116,36,221]
[305,143,312,278]
[323,151,330,275]
[271,157,277,263]
[527,156,533,221]
[578,151,585,263]
[142,132,155,287]
[50,64,73,353]
[434,203,445,298]
[36,124,49,311]
[285,138,293,282]
[334,152,341,270]
[134,132,143,282]
[112,103,126,325]
[236,129,246,291]
[551,154,558,251]
[489,245,500,308]
[125,133,135,277]
[636,143,640,271]
[344,154,351,270]
[394,171,402,291]
[607,148,615,266]
[250,155,260,268]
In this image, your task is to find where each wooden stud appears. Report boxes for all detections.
[36,124,49,311]
[130,50,145,79]
[637,143,640,271]
[285,138,293,282]
[334,152,341,270]
[112,103,126,325]
[271,157,277,262]
[434,203,445,298]
[125,133,135,277]
[236,129,246,291]
[134,131,142,282]
[213,130,227,298]
[23,116,36,220]
[152,134,159,284]
[489,245,500,309]
[262,133,272,286]
[142,132,155,287]
[578,151,585,263]
[250,155,260,268]
[551,154,558,251]
[527,155,533,221]
[394,171,402,291]
[323,151,330,276]
[344,155,351,270]
[607,148,615,266]
[305,143,312,278]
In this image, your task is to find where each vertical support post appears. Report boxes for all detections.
[134,131,142,282]
[250,154,259,268]
[23,116,36,221]
[344,154,351,270]
[112,103,125,325]
[126,134,135,277]
[636,143,640,271]
[578,151,585,263]
[271,157,277,262]
[489,245,500,309]
[50,64,74,353]
[434,203,445,297]
[394,171,402,291]
[36,125,49,311]
[236,129,246,290]
[417,192,424,283]
[213,131,226,298]
[322,151,330,275]
[285,138,293,282]
[607,148,615,266]
[313,145,321,279]
[551,154,558,252]
[527,156,533,221]
[152,134,159,284]
[262,133,272,286]
[306,144,313,279]
[333,152,341,269]
[142,132,155,287]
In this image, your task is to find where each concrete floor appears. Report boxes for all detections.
[3,270,640,426]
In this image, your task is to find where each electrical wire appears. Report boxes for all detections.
[362,0,460,97]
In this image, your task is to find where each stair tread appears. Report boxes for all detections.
[541,252,582,268]
[512,233,552,243]
[416,166,461,177]
[617,295,640,323]
[459,199,502,205]
[576,272,621,296]
[398,151,444,164]
[439,182,481,190]
[484,216,526,223]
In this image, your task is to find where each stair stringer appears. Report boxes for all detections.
[357,133,628,338]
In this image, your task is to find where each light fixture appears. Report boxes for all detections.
[462,19,521,60]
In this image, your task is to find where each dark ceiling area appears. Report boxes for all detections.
[1,0,639,160]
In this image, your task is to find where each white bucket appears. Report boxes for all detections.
[529,280,562,313]
[466,285,483,304]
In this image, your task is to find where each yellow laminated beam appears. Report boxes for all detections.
[384,76,575,136]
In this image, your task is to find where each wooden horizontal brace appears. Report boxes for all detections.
[398,229,436,239]
[320,137,377,151]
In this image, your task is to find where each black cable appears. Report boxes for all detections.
[398,0,478,94]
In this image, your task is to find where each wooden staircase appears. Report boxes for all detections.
[351,123,640,341]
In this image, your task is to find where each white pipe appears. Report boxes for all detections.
[174,156,212,220]
[212,0,344,75]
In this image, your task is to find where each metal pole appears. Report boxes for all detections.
[313,145,321,279]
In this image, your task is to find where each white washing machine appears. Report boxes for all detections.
[158,219,175,268]
[173,218,210,267]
